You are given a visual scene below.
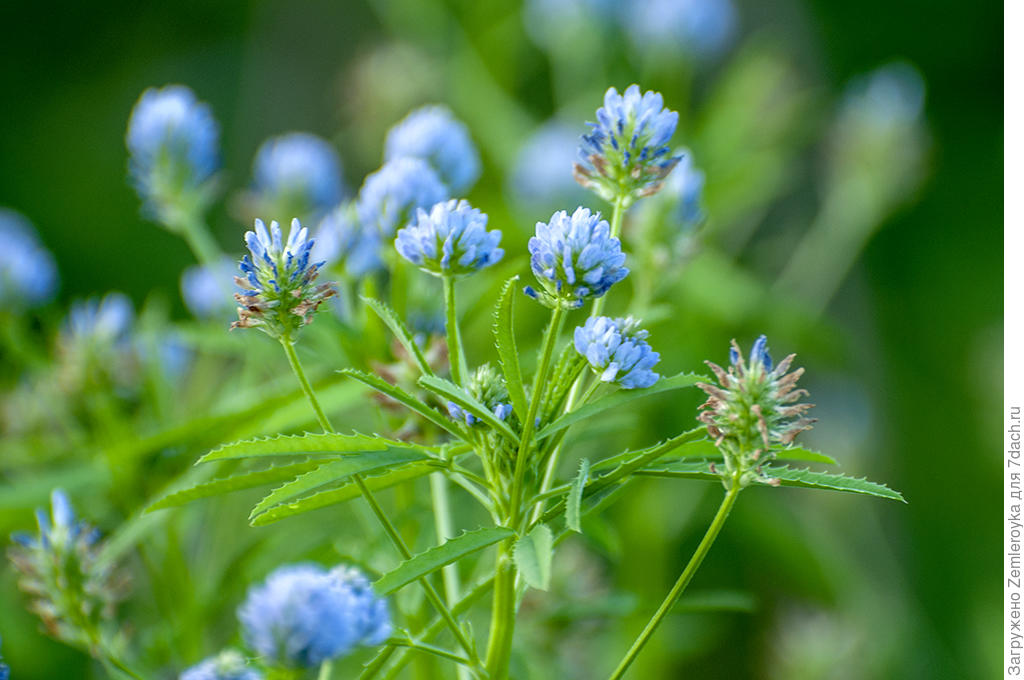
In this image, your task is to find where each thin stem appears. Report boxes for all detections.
[443,274,468,386]
[278,337,480,669]
[430,470,463,616]
[606,476,743,680]
[179,213,222,268]
[317,660,333,680]
[385,638,475,667]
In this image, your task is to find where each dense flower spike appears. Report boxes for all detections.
[575,85,681,205]
[395,199,504,277]
[232,218,335,339]
[447,364,514,425]
[126,85,219,220]
[525,207,628,309]
[356,158,448,240]
[253,132,344,219]
[697,336,817,487]
[8,490,122,653]
[180,258,239,319]
[180,650,263,680]
[237,563,391,668]
[0,208,58,307]
[313,203,384,278]
[385,106,481,194]
[574,316,661,389]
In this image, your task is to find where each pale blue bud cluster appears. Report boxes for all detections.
[313,203,384,278]
[180,650,262,680]
[253,132,344,218]
[356,158,448,240]
[395,200,504,277]
[574,316,661,389]
[0,208,58,307]
[385,106,480,194]
[181,258,239,319]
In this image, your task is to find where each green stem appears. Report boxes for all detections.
[443,275,468,386]
[278,337,480,669]
[179,213,222,267]
[317,660,333,680]
[606,476,742,680]
[385,638,475,667]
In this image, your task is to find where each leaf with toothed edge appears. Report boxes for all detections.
[374,527,515,594]
[417,375,518,443]
[339,368,465,439]
[493,276,529,420]
[198,432,409,463]
[147,460,325,512]
[362,296,434,377]
[565,458,590,533]
[515,524,553,591]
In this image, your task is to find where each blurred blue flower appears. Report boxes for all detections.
[624,0,737,58]
[523,0,619,49]
[0,634,7,680]
[666,151,706,227]
[395,199,504,277]
[385,106,480,194]
[0,208,58,307]
[253,132,344,219]
[574,316,661,389]
[509,120,591,210]
[180,258,239,319]
[313,203,383,278]
[233,219,334,337]
[126,85,219,218]
[525,207,628,308]
[356,158,448,240]
[575,85,681,205]
[180,650,262,680]
[238,563,391,668]
[65,293,134,345]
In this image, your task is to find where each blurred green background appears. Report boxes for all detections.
[0,0,1000,678]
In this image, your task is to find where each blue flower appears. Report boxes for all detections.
[525,207,628,309]
[395,200,504,277]
[253,133,344,220]
[313,203,384,278]
[573,316,661,389]
[65,293,134,345]
[356,158,448,240]
[666,151,706,227]
[509,120,591,210]
[181,258,239,319]
[575,85,681,205]
[385,106,480,194]
[232,219,335,338]
[624,0,737,58]
[0,208,58,307]
[237,563,391,668]
[180,650,262,680]
[126,85,219,219]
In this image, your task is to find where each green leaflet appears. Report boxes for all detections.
[147,461,325,512]
[565,458,590,533]
[198,432,401,463]
[362,296,434,377]
[249,464,435,526]
[492,276,528,420]
[340,368,464,438]
[631,439,836,465]
[374,527,515,595]
[514,524,553,591]
[536,372,706,440]
[636,462,906,502]
[417,375,518,443]
[249,450,429,519]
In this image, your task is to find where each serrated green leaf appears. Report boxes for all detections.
[250,450,429,518]
[565,458,590,533]
[340,368,464,438]
[771,446,837,465]
[493,276,528,420]
[147,461,324,512]
[374,527,515,594]
[199,432,397,463]
[417,375,517,443]
[514,524,553,591]
[250,464,435,526]
[636,462,905,502]
[536,372,705,440]
[363,296,433,377]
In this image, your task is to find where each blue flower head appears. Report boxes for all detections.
[0,208,58,307]
[575,85,681,205]
[385,106,480,194]
[356,158,448,240]
[574,316,661,389]
[395,199,504,277]
[525,207,628,309]
[126,85,220,222]
[509,120,591,211]
[181,258,239,320]
[253,132,344,221]
[180,650,262,680]
[313,203,384,279]
[237,563,391,668]
[65,293,134,346]
[625,0,737,59]
[446,364,513,426]
[232,219,335,339]
[667,151,706,227]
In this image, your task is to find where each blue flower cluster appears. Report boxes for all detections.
[313,203,384,278]
[385,106,481,194]
[510,121,590,210]
[180,650,262,680]
[575,85,681,205]
[253,132,344,220]
[238,563,391,668]
[525,207,628,308]
[395,199,504,277]
[574,316,661,389]
[233,219,334,338]
[666,151,706,227]
[0,208,58,307]
[625,0,737,58]
[181,258,239,320]
[356,158,448,241]
[126,85,219,219]
[65,293,134,346]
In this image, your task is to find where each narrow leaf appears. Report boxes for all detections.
[514,524,553,591]
[199,432,393,463]
[148,461,324,512]
[340,368,464,438]
[536,372,705,440]
[771,446,837,465]
[493,276,528,419]
[374,527,515,595]
[363,296,434,377]
[565,458,590,533]
[417,375,517,443]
